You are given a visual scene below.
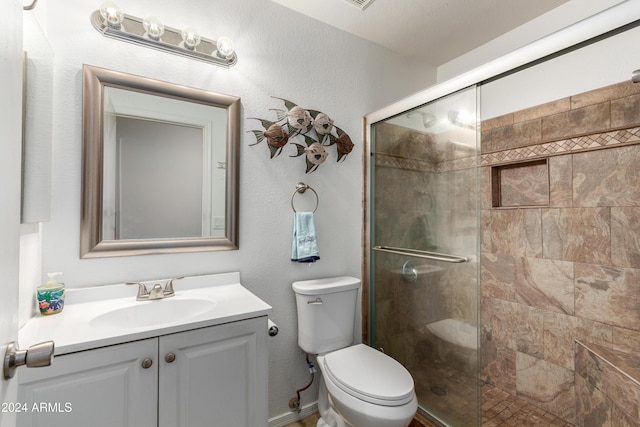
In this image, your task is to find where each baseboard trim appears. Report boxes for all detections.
[268,402,319,427]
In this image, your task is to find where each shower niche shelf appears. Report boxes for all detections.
[491,159,549,208]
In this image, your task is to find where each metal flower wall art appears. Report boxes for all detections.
[248,98,354,173]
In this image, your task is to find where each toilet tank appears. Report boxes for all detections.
[292,276,361,355]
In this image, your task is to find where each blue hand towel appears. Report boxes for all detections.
[291,211,320,263]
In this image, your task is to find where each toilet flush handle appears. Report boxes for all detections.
[307,298,323,305]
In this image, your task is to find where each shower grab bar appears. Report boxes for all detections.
[372,245,468,263]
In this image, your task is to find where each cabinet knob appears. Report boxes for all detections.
[141,358,153,369]
[165,353,176,363]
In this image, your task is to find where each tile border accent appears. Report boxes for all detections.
[482,126,640,167]
[375,153,478,173]
[374,153,436,172]
[374,125,640,172]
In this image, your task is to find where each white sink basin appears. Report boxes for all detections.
[90,298,217,329]
[20,273,273,356]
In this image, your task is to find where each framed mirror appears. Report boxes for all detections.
[81,64,240,257]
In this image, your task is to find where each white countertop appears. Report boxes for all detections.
[19,272,272,355]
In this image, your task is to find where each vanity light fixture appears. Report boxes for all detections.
[180,27,201,50]
[216,37,235,59]
[142,16,165,41]
[91,1,237,68]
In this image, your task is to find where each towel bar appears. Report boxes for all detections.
[372,245,468,263]
[291,182,319,213]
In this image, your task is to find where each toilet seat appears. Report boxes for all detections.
[322,344,415,407]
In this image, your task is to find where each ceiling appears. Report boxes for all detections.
[272,0,570,66]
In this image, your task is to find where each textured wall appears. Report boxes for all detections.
[481,79,640,423]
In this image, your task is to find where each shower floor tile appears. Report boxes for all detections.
[481,383,573,426]
[408,354,574,426]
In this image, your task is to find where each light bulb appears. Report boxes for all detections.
[143,16,164,40]
[181,27,201,50]
[99,1,124,29]
[216,36,235,59]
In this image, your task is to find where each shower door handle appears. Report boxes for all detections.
[372,246,468,263]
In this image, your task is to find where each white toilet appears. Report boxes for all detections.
[293,276,417,427]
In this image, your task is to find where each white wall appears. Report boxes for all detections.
[437,0,627,82]
[0,0,22,424]
[481,24,640,120]
[26,0,433,420]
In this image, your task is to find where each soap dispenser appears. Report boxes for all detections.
[37,272,66,315]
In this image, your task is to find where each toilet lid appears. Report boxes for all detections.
[323,344,415,406]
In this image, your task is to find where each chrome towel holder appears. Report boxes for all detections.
[291,182,319,213]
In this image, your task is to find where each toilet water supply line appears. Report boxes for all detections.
[289,354,316,413]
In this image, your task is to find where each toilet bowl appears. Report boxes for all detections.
[292,277,417,427]
[317,344,417,427]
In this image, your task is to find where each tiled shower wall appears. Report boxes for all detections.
[480,79,640,423]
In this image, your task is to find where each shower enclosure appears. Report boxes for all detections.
[366,86,480,426]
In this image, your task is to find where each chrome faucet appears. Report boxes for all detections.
[126,277,184,301]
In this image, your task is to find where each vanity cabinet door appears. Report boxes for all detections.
[17,338,158,427]
[158,316,268,427]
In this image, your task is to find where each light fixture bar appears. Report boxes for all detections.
[90,10,237,68]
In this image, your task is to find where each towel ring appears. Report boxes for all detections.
[291,182,319,213]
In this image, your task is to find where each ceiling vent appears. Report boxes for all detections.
[343,0,376,10]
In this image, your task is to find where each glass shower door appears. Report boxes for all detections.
[369,86,479,426]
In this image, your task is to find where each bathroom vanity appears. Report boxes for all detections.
[16,272,271,427]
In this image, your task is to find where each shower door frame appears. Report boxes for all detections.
[361,4,639,425]
[362,85,481,427]
[361,0,639,347]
